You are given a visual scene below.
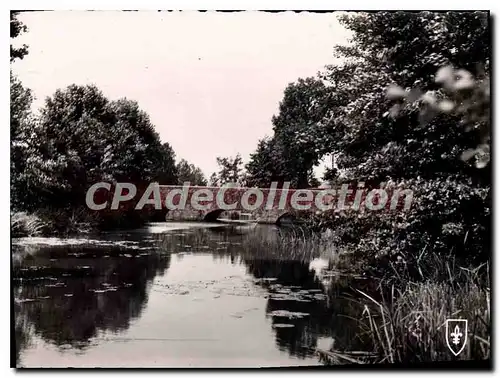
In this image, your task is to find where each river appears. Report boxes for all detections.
[13,222,370,368]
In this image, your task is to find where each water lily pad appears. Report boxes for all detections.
[275,289,292,294]
[15,298,35,303]
[273,323,295,328]
[269,310,309,319]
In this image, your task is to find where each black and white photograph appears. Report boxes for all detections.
[9,8,491,369]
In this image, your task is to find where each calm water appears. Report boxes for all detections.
[13,222,369,368]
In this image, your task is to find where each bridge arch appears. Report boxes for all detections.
[150,208,169,222]
[203,209,225,222]
[275,212,297,226]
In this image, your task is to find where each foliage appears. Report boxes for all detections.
[245,137,285,188]
[11,212,48,237]
[10,73,32,141]
[310,17,493,358]
[245,135,322,189]
[11,74,35,210]
[318,11,489,182]
[10,14,178,231]
[11,84,178,229]
[306,11,491,263]
[245,77,329,188]
[308,177,490,269]
[348,261,490,364]
[10,11,33,210]
[176,159,207,186]
[209,154,246,186]
[271,77,333,188]
[11,11,28,62]
[388,65,490,169]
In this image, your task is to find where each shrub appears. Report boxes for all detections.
[11,212,48,237]
[354,264,490,363]
[319,255,490,365]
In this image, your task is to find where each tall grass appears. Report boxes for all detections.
[11,212,48,237]
[243,223,492,365]
[322,256,490,364]
[11,208,100,237]
[241,225,335,261]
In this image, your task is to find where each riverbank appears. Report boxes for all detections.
[243,230,491,364]
[12,223,337,367]
[12,213,491,365]
[11,208,161,237]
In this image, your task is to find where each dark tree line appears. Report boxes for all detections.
[10,12,207,231]
[244,11,490,263]
[11,11,491,258]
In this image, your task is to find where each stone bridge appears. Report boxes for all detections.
[88,182,408,225]
[159,185,335,224]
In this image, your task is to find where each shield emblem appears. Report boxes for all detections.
[445,319,468,356]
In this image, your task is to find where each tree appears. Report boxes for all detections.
[153,142,179,185]
[309,11,491,261]
[14,84,178,211]
[245,137,286,188]
[11,11,28,62]
[245,77,333,189]
[389,65,490,171]
[271,77,334,188]
[10,74,34,210]
[10,11,32,210]
[105,98,178,184]
[319,11,490,182]
[176,159,207,186]
[209,154,245,187]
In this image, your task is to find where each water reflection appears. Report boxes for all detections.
[154,225,343,359]
[14,302,34,366]
[13,240,171,358]
[245,259,333,358]
[12,223,371,367]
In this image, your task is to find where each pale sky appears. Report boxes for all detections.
[12,11,350,179]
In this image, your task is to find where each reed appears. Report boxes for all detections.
[321,254,490,364]
[11,212,47,237]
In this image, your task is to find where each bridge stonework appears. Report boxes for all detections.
[159,186,330,224]
[90,182,408,224]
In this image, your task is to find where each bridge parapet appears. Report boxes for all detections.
[159,185,329,224]
[86,182,411,225]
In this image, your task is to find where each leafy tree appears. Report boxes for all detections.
[10,74,32,141]
[245,137,286,188]
[154,142,178,184]
[389,65,490,170]
[10,74,34,210]
[271,77,334,188]
[245,77,332,189]
[209,154,245,186]
[319,11,490,182]
[309,11,491,262]
[10,11,32,210]
[11,11,28,62]
[13,84,178,211]
[104,98,177,184]
[176,159,207,186]
[8,12,178,229]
